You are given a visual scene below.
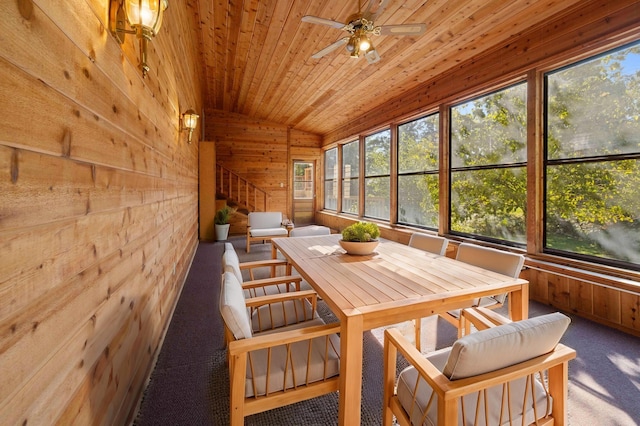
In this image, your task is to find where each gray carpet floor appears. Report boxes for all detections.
[134,237,640,425]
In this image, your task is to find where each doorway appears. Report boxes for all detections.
[293,161,315,226]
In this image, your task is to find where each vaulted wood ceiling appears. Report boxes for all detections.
[197,0,586,136]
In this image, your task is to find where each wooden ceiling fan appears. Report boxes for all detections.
[302,0,427,64]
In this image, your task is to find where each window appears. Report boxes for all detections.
[324,148,337,210]
[450,83,528,244]
[545,41,640,267]
[342,140,359,214]
[364,130,391,219]
[398,113,439,228]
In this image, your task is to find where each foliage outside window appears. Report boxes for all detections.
[342,140,359,214]
[324,148,337,210]
[545,41,640,267]
[450,83,528,244]
[398,113,439,228]
[365,130,391,220]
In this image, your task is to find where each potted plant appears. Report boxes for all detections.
[339,221,381,255]
[214,205,236,241]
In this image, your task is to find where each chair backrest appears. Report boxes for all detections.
[248,212,282,228]
[219,272,252,340]
[408,233,448,255]
[456,242,524,278]
[289,225,331,238]
[443,312,570,380]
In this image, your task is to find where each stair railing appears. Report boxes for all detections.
[216,163,270,212]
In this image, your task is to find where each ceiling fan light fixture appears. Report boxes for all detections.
[359,35,371,51]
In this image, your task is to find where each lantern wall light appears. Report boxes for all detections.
[109,0,168,77]
[181,110,199,143]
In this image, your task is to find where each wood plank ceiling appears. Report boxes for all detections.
[196,0,586,136]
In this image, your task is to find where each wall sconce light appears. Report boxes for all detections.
[109,0,169,77]
[181,109,199,143]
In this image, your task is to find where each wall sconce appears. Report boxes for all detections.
[181,109,199,143]
[109,0,169,77]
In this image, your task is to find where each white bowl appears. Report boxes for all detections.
[338,240,379,255]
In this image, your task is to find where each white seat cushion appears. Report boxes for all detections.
[244,318,340,398]
[397,353,552,426]
[250,227,288,237]
[219,272,252,340]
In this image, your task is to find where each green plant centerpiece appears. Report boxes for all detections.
[214,205,236,241]
[339,221,380,255]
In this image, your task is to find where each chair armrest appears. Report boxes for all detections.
[228,322,340,355]
[461,306,512,331]
[241,275,302,291]
[384,328,450,397]
[244,289,318,309]
[239,259,289,270]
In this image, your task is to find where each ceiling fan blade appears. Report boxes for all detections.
[365,0,392,20]
[302,15,346,29]
[379,23,427,36]
[311,37,349,59]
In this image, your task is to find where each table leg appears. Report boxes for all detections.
[270,243,278,277]
[509,283,530,321]
[338,314,364,426]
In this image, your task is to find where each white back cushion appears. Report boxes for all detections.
[219,272,252,340]
[443,312,570,380]
[248,212,283,229]
[289,225,331,237]
[408,233,449,255]
[456,242,525,278]
[222,250,243,284]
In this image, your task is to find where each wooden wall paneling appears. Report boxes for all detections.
[593,285,622,324]
[0,0,202,423]
[546,272,571,310]
[620,292,640,332]
[199,141,216,240]
[568,279,594,316]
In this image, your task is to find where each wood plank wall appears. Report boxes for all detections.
[0,0,203,424]
[206,109,322,219]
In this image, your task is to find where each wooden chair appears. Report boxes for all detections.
[435,243,525,339]
[384,308,576,426]
[222,248,317,334]
[246,212,289,253]
[220,271,340,425]
[409,233,449,350]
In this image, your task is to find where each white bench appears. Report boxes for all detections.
[246,212,289,253]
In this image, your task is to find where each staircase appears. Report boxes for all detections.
[216,164,272,236]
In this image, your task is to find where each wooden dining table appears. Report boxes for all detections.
[271,234,529,426]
